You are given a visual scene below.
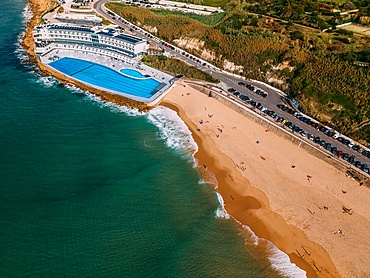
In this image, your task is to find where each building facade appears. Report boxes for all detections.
[33,24,147,57]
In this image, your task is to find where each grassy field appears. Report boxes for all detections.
[338,24,370,37]
[151,9,226,26]
[141,55,219,83]
[170,0,229,7]
[317,0,349,3]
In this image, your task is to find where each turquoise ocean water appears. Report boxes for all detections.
[0,1,305,277]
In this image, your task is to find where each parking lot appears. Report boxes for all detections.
[227,84,370,175]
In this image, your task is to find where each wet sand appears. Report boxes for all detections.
[24,0,370,276]
[161,82,370,277]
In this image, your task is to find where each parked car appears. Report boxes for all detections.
[348,156,355,164]
[362,164,369,173]
[307,134,314,141]
[299,131,307,137]
[325,143,332,150]
[352,145,360,151]
[354,161,362,169]
[311,122,319,128]
[337,137,345,143]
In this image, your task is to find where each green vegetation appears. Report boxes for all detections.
[107,2,370,143]
[171,0,229,7]
[242,0,370,30]
[318,0,351,4]
[141,55,219,83]
[151,9,226,26]
[102,18,112,25]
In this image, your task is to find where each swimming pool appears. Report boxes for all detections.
[120,68,147,79]
[49,57,161,100]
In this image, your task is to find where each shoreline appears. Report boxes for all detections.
[160,101,327,278]
[23,1,370,277]
[160,83,370,278]
[22,0,152,112]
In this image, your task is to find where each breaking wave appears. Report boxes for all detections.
[215,193,306,278]
[146,106,198,157]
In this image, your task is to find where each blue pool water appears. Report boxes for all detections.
[49,57,161,99]
[120,68,147,78]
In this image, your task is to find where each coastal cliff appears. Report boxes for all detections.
[23,1,370,278]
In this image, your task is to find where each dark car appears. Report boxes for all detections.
[228,88,236,93]
[314,137,321,144]
[250,101,257,107]
[337,137,345,143]
[362,164,369,174]
[320,140,326,147]
[285,122,294,129]
[325,143,332,150]
[362,150,370,157]
[277,104,285,109]
[238,81,246,86]
[352,145,360,151]
[342,152,349,160]
[292,126,300,132]
[319,126,327,133]
[348,156,356,164]
[327,131,335,137]
[354,161,362,169]
[287,109,295,115]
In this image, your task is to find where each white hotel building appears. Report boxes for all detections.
[33,24,148,61]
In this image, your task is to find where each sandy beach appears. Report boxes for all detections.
[161,82,370,277]
[24,0,370,276]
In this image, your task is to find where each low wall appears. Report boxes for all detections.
[187,83,370,187]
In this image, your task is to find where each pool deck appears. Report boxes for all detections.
[40,48,174,105]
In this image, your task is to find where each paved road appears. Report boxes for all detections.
[93,0,370,174]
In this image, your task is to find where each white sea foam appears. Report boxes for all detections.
[146,106,198,156]
[214,192,230,219]
[15,4,32,63]
[215,193,306,277]
[35,76,58,88]
[202,171,218,189]
[22,4,32,23]
[64,84,145,117]
[197,171,218,189]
